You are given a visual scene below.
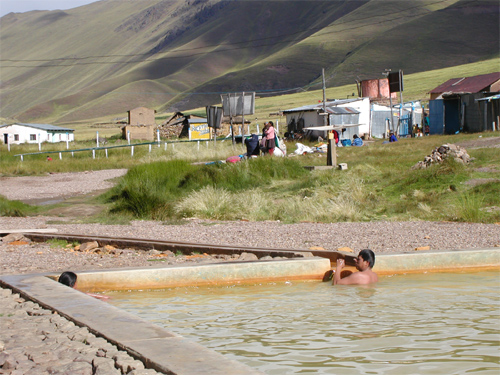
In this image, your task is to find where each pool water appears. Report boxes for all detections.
[109,271,500,374]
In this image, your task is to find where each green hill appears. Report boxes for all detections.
[0,0,498,124]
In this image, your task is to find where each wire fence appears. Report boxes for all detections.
[12,138,233,161]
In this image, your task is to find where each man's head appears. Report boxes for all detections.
[356,249,375,270]
[58,271,77,288]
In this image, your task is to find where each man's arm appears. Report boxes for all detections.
[333,259,345,285]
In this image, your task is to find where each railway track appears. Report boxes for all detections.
[24,233,356,265]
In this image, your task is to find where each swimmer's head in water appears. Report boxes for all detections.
[58,271,77,288]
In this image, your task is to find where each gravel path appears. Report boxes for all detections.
[0,169,127,204]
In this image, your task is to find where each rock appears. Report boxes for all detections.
[0,351,18,369]
[415,246,431,251]
[94,357,121,375]
[337,246,354,253]
[2,233,25,243]
[294,252,314,257]
[161,250,175,257]
[79,241,99,252]
[260,256,273,260]
[238,252,259,261]
[308,246,325,251]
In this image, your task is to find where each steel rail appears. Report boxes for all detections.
[24,233,356,265]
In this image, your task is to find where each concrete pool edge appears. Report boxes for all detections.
[0,257,331,375]
[375,247,500,274]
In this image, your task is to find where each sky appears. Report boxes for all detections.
[0,0,100,17]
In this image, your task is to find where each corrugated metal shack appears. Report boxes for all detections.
[428,72,500,134]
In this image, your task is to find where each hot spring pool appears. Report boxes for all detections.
[108,271,500,374]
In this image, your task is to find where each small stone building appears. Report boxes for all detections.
[121,107,156,141]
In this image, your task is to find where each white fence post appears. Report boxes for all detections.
[92,150,95,159]
[131,146,134,157]
[96,131,99,148]
[157,129,160,146]
[165,142,167,151]
[127,131,130,145]
[105,149,108,158]
[149,144,152,153]
[59,152,62,160]
[197,141,200,151]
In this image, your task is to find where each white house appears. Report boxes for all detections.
[283,98,371,140]
[0,123,75,145]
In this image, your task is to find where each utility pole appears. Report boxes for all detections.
[383,69,394,134]
[322,68,327,126]
[398,69,404,135]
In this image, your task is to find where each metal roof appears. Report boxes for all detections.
[188,118,207,124]
[0,123,74,132]
[476,93,500,102]
[429,72,500,94]
[283,98,361,114]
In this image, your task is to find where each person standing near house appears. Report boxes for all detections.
[423,112,430,136]
[264,121,276,155]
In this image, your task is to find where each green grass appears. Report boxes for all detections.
[97,132,500,224]
[0,138,247,176]
[2,132,499,223]
[0,195,37,217]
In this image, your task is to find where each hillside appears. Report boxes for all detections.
[0,0,498,124]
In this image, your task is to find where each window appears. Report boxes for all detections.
[14,134,19,141]
[30,134,36,141]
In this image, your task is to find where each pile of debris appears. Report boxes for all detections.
[412,144,471,169]
[157,124,183,139]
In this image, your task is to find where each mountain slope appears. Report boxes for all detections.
[0,0,498,123]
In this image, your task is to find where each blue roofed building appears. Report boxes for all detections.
[0,123,75,145]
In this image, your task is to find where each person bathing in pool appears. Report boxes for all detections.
[333,249,378,285]
[58,271,109,300]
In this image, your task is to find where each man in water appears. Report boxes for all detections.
[333,249,378,285]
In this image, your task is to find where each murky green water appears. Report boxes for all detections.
[109,271,500,374]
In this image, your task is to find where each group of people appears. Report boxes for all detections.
[245,121,276,157]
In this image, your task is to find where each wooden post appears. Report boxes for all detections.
[327,132,336,167]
